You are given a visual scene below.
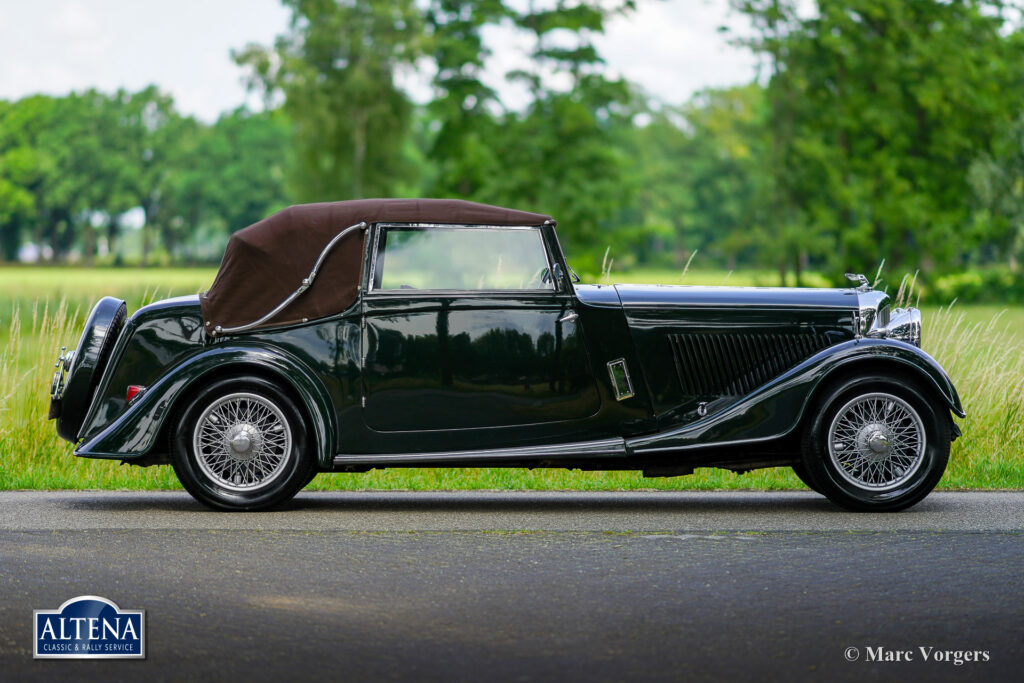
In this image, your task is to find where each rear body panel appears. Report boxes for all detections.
[79,296,206,443]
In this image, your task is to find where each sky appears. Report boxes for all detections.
[0,0,766,122]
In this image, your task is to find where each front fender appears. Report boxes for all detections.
[824,338,964,418]
[627,338,963,455]
[75,346,337,468]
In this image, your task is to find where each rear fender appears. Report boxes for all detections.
[74,346,336,467]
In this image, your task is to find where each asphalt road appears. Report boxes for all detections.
[1,491,1022,682]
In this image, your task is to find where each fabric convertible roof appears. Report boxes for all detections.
[200,198,552,333]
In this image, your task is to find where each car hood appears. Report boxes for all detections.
[611,284,860,310]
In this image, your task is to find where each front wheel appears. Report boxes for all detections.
[800,374,951,512]
[171,377,315,511]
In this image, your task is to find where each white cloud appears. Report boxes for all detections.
[595,0,759,104]
[50,0,99,39]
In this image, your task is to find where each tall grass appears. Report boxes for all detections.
[0,300,180,488]
[925,304,1024,487]
[0,267,1021,490]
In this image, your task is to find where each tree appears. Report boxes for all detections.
[197,108,293,235]
[969,114,1024,270]
[424,0,508,198]
[477,1,639,268]
[0,98,47,261]
[165,108,293,260]
[623,86,773,271]
[114,86,193,265]
[733,0,1024,281]
[30,92,118,263]
[234,0,423,201]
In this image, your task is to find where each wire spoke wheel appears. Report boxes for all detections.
[192,392,292,492]
[827,392,926,491]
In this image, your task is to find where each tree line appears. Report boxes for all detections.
[1,0,1023,286]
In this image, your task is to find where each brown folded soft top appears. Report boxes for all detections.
[200,198,552,333]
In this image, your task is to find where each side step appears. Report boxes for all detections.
[333,437,626,467]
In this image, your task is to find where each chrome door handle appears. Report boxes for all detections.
[558,311,578,323]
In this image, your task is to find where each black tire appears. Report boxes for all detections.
[170,376,315,511]
[302,469,319,488]
[791,463,821,493]
[55,297,127,442]
[801,373,951,512]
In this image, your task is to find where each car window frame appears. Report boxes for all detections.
[365,223,559,297]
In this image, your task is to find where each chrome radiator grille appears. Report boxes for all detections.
[667,330,832,396]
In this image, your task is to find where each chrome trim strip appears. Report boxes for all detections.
[377,222,544,230]
[366,289,560,298]
[333,437,626,466]
[214,221,367,336]
[630,433,788,455]
[622,302,858,310]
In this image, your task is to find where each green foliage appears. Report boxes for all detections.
[424,0,507,198]
[932,267,1024,305]
[2,0,1024,285]
[0,88,291,265]
[422,0,639,268]
[969,114,1024,269]
[623,86,771,270]
[234,0,423,201]
[733,0,1024,281]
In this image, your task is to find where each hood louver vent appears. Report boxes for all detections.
[668,331,832,397]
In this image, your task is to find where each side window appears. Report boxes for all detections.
[373,227,553,291]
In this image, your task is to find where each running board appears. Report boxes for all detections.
[333,437,626,467]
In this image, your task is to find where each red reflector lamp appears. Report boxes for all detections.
[126,385,145,402]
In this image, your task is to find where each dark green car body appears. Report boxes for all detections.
[63,221,963,477]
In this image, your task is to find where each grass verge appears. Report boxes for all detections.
[0,268,1021,490]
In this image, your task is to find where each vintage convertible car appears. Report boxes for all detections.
[49,199,963,511]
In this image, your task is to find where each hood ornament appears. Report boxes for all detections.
[845,273,871,291]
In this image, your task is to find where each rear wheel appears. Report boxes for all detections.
[171,376,315,511]
[801,374,950,512]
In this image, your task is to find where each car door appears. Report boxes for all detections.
[361,223,600,438]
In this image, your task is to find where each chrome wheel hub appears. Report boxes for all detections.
[226,424,262,458]
[865,427,890,455]
[827,393,925,490]
[192,393,291,492]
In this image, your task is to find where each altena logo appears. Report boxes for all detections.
[34,595,145,659]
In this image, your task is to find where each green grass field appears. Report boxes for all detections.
[1,266,1022,491]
